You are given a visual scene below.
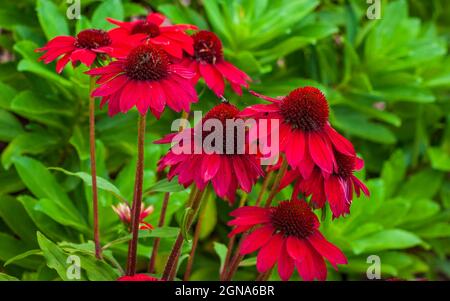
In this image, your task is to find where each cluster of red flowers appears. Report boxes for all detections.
[37,11,369,282]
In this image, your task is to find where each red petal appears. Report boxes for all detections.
[240,225,274,255]
[308,132,335,175]
[278,241,295,281]
[307,231,347,269]
[256,234,284,273]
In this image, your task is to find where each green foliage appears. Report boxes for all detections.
[0,0,449,281]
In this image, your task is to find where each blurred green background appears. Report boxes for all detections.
[0,0,449,281]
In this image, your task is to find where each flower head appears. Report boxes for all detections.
[182,30,251,97]
[107,13,197,59]
[86,43,198,117]
[112,202,154,230]
[117,274,160,281]
[228,199,347,281]
[281,153,370,218]
[36,29,112,73]
[241,86,356,177]
[156,103,264,204]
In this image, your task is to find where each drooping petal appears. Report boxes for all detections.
[278,240,295,281]
[324,175,348,218]
[351,175,370,197]
[91,75,128,97]
[232,156,252,192]
[285,131,305,168]
[308,131,335,175]
[70,49,96,66]
[201,154,221,181]
[55,53,71,73]
[307,231,347,269]
[294,241,327,281]
[199,63,225,97]
[286,236,308,263]
[256,234,284,273]
[240,225,274,255]
[325,124,355,156]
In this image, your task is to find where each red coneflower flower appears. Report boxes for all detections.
[112,202,154,230]
[86,43,198,117]
[156,103,264,204]
[241,86,356,177]
[228,199,347,281]
[281,153,370,218]
[182,30,251,97]
[36,29,112,73]
[107,13,197,59]
[117,274,160,281]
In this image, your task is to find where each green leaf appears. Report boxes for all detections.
[333,110,396,144]
[69,126,90,161]
[428,147,450,172]
[0,81,17,109]
[11,90,73,116]
[400,199,440,225]
[381,150,407,197]
[199,195,217,240]
[36,198,89,233]
[13,157,86,227]
[18,195,69,242]
[399,169,443,200]
[1,132,60,169]
[36,0,69,39]
[0,195,39,245]
[0,109,24,141]
[416,223,450,239]
[4,249,42,267]
[0,233,40,269]
[239,257,257,267]
[0,273,19,281]
[17,60,73,88]
[213,242,227,273]
[91,0,124,30]
[49,167,126,203]
[145,178,185,195]
[350,229,425,255]
[102,227,180,250]
[37,232,71,280]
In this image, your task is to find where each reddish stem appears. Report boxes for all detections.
[162,187,204,280]
[126,114,147,276]
[148,192,170,273]
[220,194,247,280]
[183,191,209,281]
[89,77,102,260]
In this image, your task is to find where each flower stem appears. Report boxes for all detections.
[89,76,101,260]
[220,193,247,280]
[183,188,210,281]
[126,114,147,276]
[148,192,170,273]
[264,159,288,208]
[162,186,206,280]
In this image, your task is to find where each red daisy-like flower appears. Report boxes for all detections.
[36,29,112,73]
[182,30,251,97]
[117,274,160,281]
[107,13,197,59]
[156,103,264,204]
[112,202,155,230]
[281,153,370,218]
[86,43,198,117]
[241,86,356,177]
[228,199,347,281]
